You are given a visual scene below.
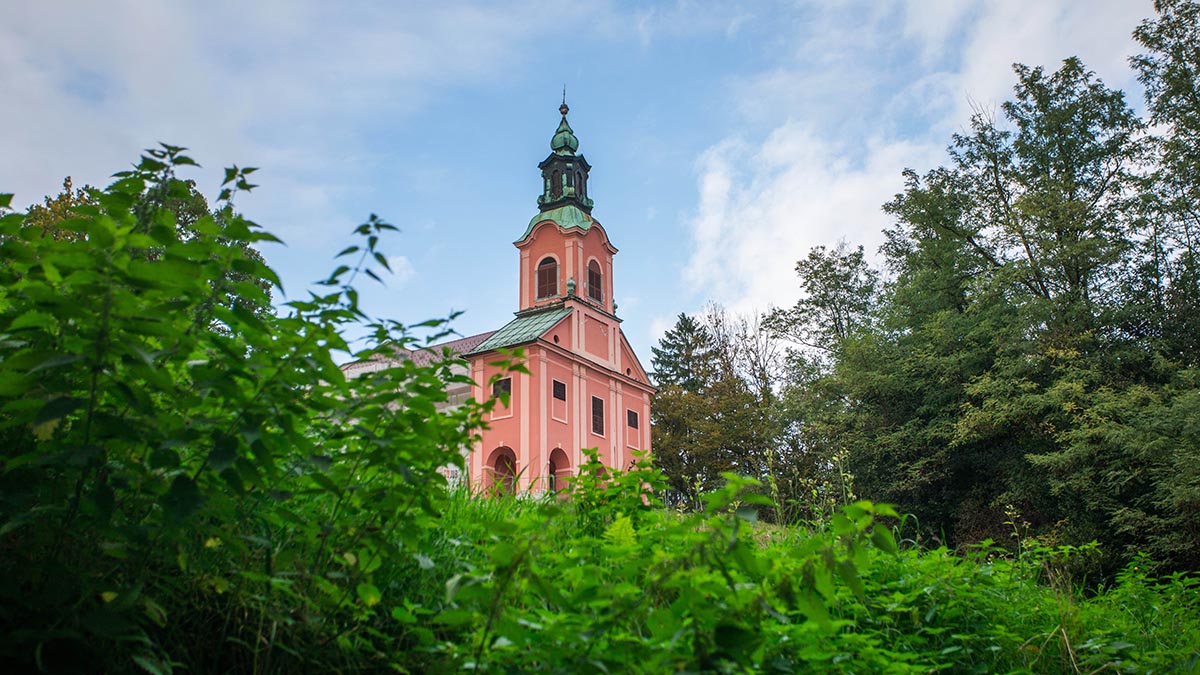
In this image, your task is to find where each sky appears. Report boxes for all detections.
[1,0,1156,360]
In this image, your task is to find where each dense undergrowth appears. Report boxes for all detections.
[1,151,1198,673]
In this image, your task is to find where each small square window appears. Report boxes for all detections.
[627,410,639,429]
[492,377,511,400]
[591,396,604,436]
[552,380,566,401]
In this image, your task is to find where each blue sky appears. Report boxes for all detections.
[2,1,1153,359]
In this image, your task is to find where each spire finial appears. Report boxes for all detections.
[560,86,569,117]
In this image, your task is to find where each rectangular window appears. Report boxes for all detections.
[552,380,566,401]
[627,409,639,429]
[591,396,604,436]
[492,377,511,401]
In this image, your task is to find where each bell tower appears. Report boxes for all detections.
[515,101,617,315]
[536,100,593,214]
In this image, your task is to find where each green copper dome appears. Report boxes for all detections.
[517,204,595,243]
[550,103,579,155]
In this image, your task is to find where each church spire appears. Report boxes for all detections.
[537,97,593,213]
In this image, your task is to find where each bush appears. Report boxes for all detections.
[0,147,502,672]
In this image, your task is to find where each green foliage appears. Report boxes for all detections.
[0,146,503,671]
[765,241,879,359]
[651,311,716,393]
[406,472,1198,674]
[651,311,780,510]
[762,39,1200,574]
[0,146,1196,673]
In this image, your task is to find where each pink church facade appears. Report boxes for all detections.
[463,101,654,494]
[344,102,654,494]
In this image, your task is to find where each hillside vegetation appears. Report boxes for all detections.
[3,2,1200,672]
[2,143,1198,673]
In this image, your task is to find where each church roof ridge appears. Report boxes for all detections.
[465,306,572,356]
[340,330,497,372]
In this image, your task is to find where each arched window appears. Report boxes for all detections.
[576,172,583,196]
[537,257,558,299]
[551,170,562,198]
[587,260,603,303]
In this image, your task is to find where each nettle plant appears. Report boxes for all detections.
[0,147,507,672]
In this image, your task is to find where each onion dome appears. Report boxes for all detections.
[550,102,579,155]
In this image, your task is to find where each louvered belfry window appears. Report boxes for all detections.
[537,257,558,299]
[587,260,603,302]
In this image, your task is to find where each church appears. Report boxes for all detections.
[343,101,655,494]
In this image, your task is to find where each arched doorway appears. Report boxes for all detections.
[485,446,518,496]
[547,448,571,494]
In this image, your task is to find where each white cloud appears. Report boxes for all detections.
[0,1,598,237]
[387,255,416,285]
[683,0,1153,316]
[648,315,674,349]
[686,124,941,315]
[629,1,750,48]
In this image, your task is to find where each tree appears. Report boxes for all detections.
[1131,0,1200,365]
[764,242,878,362]
[1134,0,1200,204]
[21,177,97,241]
[650,310,780,509]
[12,161,275,329]
[825,58,1162,556]
[651,312,716,392]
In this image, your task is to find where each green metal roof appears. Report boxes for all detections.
[551,117,579,155]
[466,307,572,355]
[516,204,595,243]
[551,102,579,155]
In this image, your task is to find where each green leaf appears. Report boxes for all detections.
[29,353,84,374]
[132,653,171,675]
[310,472,342,495]
[490,541,518,566]
[433,609,476,626]
[162,475,205,524]
[836,559,865,600]
[208,441,237,473]
[34,396,83,424]
[357,583,382,607]
[734,506,759,523]
[871,525,898,554]
[830,513,853,536]
[41,261,61,283]
[150,448,180,470]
